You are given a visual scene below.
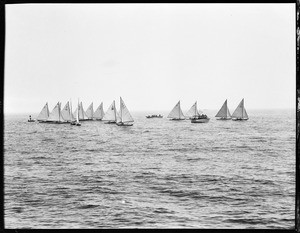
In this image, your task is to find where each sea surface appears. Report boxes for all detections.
[4,109,295,229]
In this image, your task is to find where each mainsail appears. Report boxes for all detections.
[93,102,104,120]
[69,100,75,122]
[232,99,248,119]
[118,97,134,123]
[78,102,89,120]
[85,102,94,119]
[215,99,231,118]
[47,102,66,122]
[185,101,200,118]
[167,101,185,119]
[102,101,117,122]
[37,102,49,121]
[61,101,72,122]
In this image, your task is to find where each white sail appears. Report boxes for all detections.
[167,101,185,119]
[119,97,134,123]
[85,102,94,119]
[215,99,231,118]
[78,102,89,120]
[93,102,104,120]
[69,100,75,122]
[186,102,200,118]
[102,101,117,122]
[37,102,49,121]
[61,101,72,122]
[47,102,66,122]
[232,99,248,119]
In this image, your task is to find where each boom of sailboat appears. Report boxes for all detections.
[30,98,249,125]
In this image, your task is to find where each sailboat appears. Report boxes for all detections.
[61,101,72,122]
[215,99,231,120]
[37,102,50,122]
[44,102,67,124]
[167,101,185,120]
[231,98,249,121]
[85,102,94,120]
[187,101,210,123]
[76,102,89,121]
[93,102,105,121]
[102,100,117,124]
[116,97,134,126]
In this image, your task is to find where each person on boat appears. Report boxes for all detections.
[29,115,32,121]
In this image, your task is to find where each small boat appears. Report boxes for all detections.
[167,101,185,120]
[116,97,134,126]
[93,102,104,121]
[102,100,117,124]
[191,115,210,123]
[215,99,231,120]
[28,115,35,122]
[146,114,163,118]
[36,102,50,122]
[43,102,67,124]
[231,98,249,121]
[187,101,210,123]
[85,102,94,120]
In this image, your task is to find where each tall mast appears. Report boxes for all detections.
[120,97,122,123]
[114,100,117,122]
[58,102,61,122]
[178,101,180,119]
[241,99,244,119]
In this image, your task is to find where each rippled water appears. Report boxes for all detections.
[4,109,295,229]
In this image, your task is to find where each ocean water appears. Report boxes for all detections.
[4,109,295,229]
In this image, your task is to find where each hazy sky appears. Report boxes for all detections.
[5,3,295,114]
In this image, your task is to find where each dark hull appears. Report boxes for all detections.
[146,116,163,118]
[39,121,69,124]
[216,118,231,120]
[232,118,248,121]
[104,121,116,124]
[191,118,210,123]
[169,118,185,121]
[28,120,35,122]
[116,123,133,126]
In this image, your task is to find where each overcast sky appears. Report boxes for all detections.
[4,3,295,114]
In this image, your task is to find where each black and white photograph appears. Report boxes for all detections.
[3,2,296,229]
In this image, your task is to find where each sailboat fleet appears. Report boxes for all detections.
[32,98,249,126]
[34,97,134,126]
[166,98,248,123]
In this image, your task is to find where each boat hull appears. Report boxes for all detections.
[104,121,116,124]
[191,118,210,123]
[39,121,69,124]
[169,118,185,121]
[216,118,231,120]
[232,118,248,121]
[28,120,35,122]
[116,122,133,126]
